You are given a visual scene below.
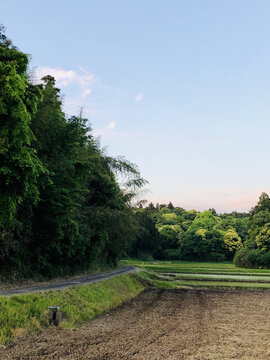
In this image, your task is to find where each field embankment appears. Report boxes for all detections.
[0,274,144,344]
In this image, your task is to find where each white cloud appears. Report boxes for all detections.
[135,93,144,102]
[36,66,95,89]
[109,121,116,129]
[82,88,92,98]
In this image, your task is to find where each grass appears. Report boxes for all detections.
[0,274,145,344]
[161,273,270,282]
[121,259,270,275]
[126,259,270,290]
[134,270,270,290]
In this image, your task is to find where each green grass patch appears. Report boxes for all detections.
[121,260,270,275]
[0,274,144,344]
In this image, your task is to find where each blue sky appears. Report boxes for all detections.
[2,0,270,212]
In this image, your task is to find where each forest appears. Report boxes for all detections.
[1,25,270,280]
[130,194,270,269]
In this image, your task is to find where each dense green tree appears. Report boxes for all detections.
[223,229,242,254]
[234,193,270,268]
[29,76,145,274]
[0,27,46,273]
[255,223,270,252]
[0,28,45,226]
[128,208,161,259]
[180,228,226,261]
[158,225,179,250]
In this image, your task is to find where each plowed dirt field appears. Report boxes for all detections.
[1,289,270,359]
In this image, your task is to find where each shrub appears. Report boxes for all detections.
[234,248,270,268]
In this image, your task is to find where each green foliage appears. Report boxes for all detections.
[132,204,248,263]
[234,193,270,268]
[0,34,45,226]
[187,210,220,232]
[180,228,226,261]
[234,248,270,268]
[224,229,242,253]
[128,208,161,259]
[158,225,179,249]
[256,223,270,251]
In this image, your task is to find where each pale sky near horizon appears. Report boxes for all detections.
[2,0,270,213]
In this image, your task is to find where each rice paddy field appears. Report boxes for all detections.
[121,259,270,289]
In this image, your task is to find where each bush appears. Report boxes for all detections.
[164,249,180,260]
[234,248,270,268]
[234,247,251,268]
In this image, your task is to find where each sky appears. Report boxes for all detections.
[2,0,270,212]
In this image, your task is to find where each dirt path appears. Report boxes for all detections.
[0,266,137,297]
[2,288,270,359]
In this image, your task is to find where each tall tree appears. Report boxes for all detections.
[0,26,44,226]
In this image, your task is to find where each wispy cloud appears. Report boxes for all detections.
[36,66,95,97]
[135,93,144,102]
[94,121,117,137]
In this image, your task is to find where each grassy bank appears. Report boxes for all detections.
[0,274,145,344]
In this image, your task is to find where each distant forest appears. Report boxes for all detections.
[1,26,270,279]
[131,193,270,269]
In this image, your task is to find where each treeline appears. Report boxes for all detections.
[130,194,270,268]
[0,27,146,278]
[129,202,248,262]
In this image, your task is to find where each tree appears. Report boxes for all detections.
[180,228,225,261]
[224,229,242,254]
[168,202,174,209]
[0,27,45,226]
[234,193,270,268]
[158,225,179,249]
[255,223,270,252]
[128,208,161,259]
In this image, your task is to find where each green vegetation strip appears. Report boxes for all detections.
[122,260,270,274]
[135,271,270,290]
[161,273,270,282]
[0,274,145,344]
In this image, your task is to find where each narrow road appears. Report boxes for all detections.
[0,266,138,297]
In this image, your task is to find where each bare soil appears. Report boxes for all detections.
[1,289,270,360]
